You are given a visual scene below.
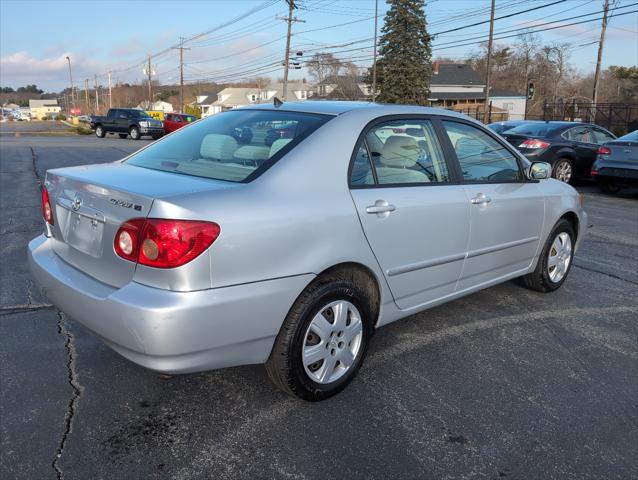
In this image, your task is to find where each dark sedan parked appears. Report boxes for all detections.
[591,130,638,194]
[500,122,616,183]
[487,120,540,135]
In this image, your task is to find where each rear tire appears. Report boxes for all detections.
[118,133,128,139]
[552,158,573,183]
[266,272,374,401]
[599,180,621,194]
[521,219,575,293]
[95,125,105,138]
[129,126,140,140]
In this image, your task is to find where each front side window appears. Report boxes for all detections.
[126,109,330,182]
[442,120,523,183]
[565,126,594,143]
[350,119,450,186]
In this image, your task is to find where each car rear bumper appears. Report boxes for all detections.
[28,235,313,374]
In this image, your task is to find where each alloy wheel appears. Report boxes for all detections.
[302,300,363,384]
[554,161,572,183]
[548,232,572,283]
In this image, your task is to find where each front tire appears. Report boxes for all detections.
[95,125,105,138]
[522,219,575,292]
[129,126,140,140]
[552,158,573,183]
[266,272,374,401]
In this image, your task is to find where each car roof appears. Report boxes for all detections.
[240,100,470,120]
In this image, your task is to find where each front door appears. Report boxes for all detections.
[349,117,470,310]
[439,119,545,291]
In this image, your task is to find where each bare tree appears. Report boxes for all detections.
[307,53,343,84]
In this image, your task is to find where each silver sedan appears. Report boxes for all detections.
[28,102,587,401]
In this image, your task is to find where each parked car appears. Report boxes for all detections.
[591,130,638,194]
[264,122,296,146]
[28,102,587,401]
[78,115,92,124]
[163,113,197,134]
[487,120,540,134]
[500,121,616,183]
[90,108,164,140]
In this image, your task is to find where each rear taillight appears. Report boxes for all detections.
[591,168,598,176]
[114,218,220,268]
[41,187,54,225]
[518,139,550,149]
[597,146,611,155]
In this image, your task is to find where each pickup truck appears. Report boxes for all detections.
[90,108,164,140]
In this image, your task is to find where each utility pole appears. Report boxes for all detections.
[84,79,89,113]
[372,0,379,102]
[108,71,113,109]
[592,0,610,104]
[278,0,304,100]
[147,55,153,107]
[483,0,496,123]
[173,37,190,113]
[94,75,100,113]
[65,56,75,109]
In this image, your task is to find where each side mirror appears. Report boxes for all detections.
[528,161,551,180]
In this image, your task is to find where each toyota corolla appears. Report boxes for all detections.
[28,102,587,401]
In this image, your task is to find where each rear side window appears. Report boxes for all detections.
[350,119,450,186]
[442,121,523,183]
[564,126,594,143]
[126,110,330,182]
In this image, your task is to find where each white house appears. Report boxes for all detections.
[488,89,527,120]
[28,99,61,119]
[136,100,173,112]
[202,82,313,117]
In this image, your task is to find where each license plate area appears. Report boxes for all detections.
[57,198,106,258]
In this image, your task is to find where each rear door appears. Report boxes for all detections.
[439,119,545,291]
[564,126,599,175]
[349,116,470,310]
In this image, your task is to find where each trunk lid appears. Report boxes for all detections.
[45,162,235,287]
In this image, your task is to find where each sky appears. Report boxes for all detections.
[1,0,636,92]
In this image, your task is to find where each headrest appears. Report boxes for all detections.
[200,134,238,160]
[233,145,270,161]
[381,136,419,167]
[269,138,292,157]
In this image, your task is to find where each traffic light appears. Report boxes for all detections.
[527,82,535,100]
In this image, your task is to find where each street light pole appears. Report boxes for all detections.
[65,56,75,109]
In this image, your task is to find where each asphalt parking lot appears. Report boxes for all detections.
[1,132,637,480]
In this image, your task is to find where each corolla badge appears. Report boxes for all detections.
[71,195,82,211]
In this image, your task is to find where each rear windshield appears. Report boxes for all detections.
[126,109,330,182]
[504,123,563,137]
[617,130,638,142]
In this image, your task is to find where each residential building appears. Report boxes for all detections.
[29,99,61,119]
[136,100,173,112]
[203,82,313,117]
[314,75,372,100]
[428,62,526,121]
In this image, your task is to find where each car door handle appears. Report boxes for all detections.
[471,194,492,205]
[366,200,396,215]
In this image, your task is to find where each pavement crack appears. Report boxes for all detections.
[52,311,83,480]
[29,145,42,186]
[573,263,638,286]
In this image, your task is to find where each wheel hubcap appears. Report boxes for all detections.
[548,232,572,283]
[554,161,572,182]
[302,300,363,384]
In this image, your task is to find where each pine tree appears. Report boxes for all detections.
[372,0,432,105]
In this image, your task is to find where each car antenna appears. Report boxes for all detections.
[273,97,283,108]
